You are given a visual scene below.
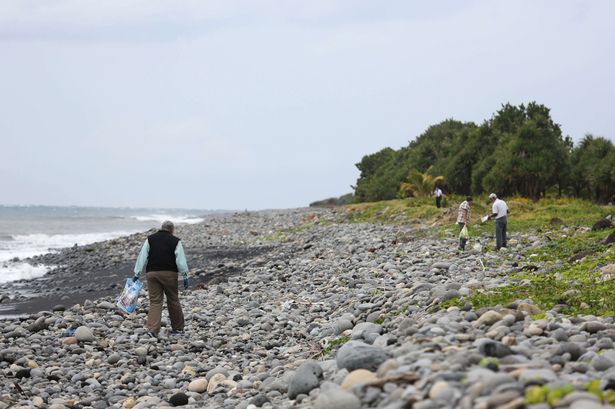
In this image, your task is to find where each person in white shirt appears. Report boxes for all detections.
[434,187,443,208]
[487,193,509,249]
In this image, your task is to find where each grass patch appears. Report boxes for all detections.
[321,336,350,355]
[393,306,408,316]
[344,197,444,224]
[342,196,612,233]
[525,381,615,405]
[444,230,615,316]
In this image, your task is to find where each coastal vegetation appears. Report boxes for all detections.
[352,102,615,204]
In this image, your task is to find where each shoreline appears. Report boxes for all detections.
[1,207,614,409]
[0,210,299,318]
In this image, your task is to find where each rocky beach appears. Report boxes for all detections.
[1,208,614,409]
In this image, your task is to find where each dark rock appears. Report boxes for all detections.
[569,251,594,263]
[550,217,564,225]
[288,360,323,399]
[0,350,18,363]
[169,392,189,406]
[52,305,66,312]
[592,218,612,231]
[336,341,389,371]
[603,231,615,245]
[14,368,31,379]
[551,328,569,342]
[477,340,516,358]
[249,394,271,407]
[581,321,607,334]
[556,342,585,361]
[27,317,49,333]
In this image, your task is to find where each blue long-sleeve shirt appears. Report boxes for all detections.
[133,239,189,279]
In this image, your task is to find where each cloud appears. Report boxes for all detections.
[0,0,614,208]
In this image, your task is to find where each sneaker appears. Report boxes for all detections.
[147,331,159,338]
[170,330,184,336]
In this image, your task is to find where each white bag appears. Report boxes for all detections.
[117,278,143,314]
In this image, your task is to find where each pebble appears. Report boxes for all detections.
[188,378,208,393]
[0,208,612,409]
[287,360,323,399]
[313,382,361,409]
[336,341,389,372]
[475,311,503,327]
[74,326,95,342]
[341,369,378,390]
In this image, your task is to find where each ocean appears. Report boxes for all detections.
[0,205,216,284]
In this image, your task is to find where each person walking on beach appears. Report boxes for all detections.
[456,196,472,250]
[487,193,509,250]
[132,220,189,337]
[434,186,443,208]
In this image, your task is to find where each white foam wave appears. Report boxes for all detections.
[131,214,204,225]
[0,231,133,262]
[0,262,51,284]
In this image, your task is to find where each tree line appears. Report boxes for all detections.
[353,102,615,204]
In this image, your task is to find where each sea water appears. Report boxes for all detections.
[0,205,214,284]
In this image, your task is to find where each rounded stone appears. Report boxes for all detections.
[341,369,378,390]
[336,341,389,372]
[75,326,95,342]
[169,392,189,406]
[288,360,323,399]
[313,385,361,409]
[207,373,227,394]
[107,353,121,365]
[474,311,503,327]
[188,378,209,393]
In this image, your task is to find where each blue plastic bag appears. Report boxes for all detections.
[116,278,143,314]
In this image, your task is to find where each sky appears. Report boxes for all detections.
[1,1,614,210]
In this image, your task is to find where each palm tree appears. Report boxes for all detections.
[399,167,444,197]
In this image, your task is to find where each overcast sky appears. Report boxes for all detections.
[1,1,614,210]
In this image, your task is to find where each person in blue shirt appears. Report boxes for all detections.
[133,220,189,337]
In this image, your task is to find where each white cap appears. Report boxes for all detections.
[489,193,497,200]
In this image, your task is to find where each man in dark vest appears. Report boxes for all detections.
[132,220,189,336]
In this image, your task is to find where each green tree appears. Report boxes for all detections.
[570,135,615,203]
[443,124,493,195]
[354,148,408,202]
[406,119,475,172]
[399,167,444,197]
[351,101,611,204]
[480,102,569,200]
